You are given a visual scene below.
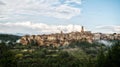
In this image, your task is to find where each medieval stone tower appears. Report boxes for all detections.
[81,26,84,32]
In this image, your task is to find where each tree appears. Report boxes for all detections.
[96,41,120,67]
[0,42,16,67]
[96,46,105,67]
[104,41,120,67]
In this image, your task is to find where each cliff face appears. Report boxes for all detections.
[20,31,93,47]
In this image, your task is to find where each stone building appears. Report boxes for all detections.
[20,26,94,47]
[20,26,120,47]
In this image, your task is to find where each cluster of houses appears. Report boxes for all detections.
[93,33,120,40]
[20,26,93,47]
[20,26,120,47]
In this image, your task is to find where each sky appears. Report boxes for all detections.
[0,0,120,34]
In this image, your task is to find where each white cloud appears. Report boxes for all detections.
[0,1,5,5]
[96,25,120,33]
[1,0,81,19]
[0,0,7,18]
[65,0,82,4]
[0,21,82,34]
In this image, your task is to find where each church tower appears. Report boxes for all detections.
[81,26,84,32]
[61,31,63,34]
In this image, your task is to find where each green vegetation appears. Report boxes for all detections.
[0,35,120,67]
[96,41,120,67]
[0,34,21,42]
[0,42,17,67]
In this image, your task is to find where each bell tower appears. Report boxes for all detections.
[81,26,84,32]
[61,31,63,34]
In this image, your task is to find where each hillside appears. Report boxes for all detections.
[0,34,21,42]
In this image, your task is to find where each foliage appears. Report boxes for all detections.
[0,34,21,42]
[0,39,120,67]
[0,42,17,67]
[96,41,120,67]
[104,41,120,67]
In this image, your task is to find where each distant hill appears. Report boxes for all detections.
[0,34,21,42]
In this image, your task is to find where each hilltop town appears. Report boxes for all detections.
[20,26,120,47]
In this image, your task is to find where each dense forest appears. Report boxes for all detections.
[0,34,21,42]
[0,34,120,67]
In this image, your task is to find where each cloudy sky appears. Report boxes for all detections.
[0,0,120,34]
